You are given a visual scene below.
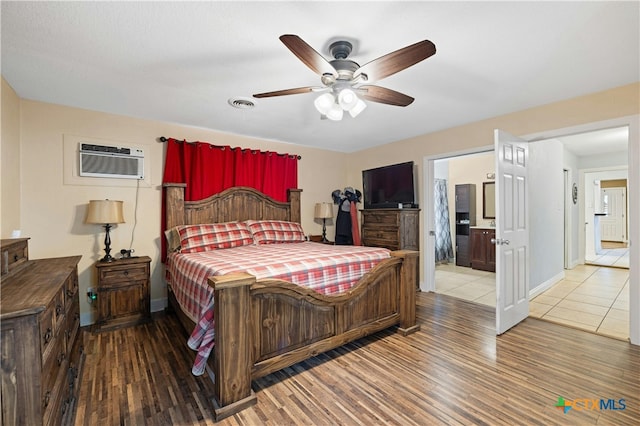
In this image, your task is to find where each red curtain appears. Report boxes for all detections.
[161,138,298,259]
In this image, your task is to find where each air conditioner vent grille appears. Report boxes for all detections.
[79,143,144,179]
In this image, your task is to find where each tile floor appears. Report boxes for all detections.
[434,262,629,340]
[585,246,629,268]
[434,263,496,307]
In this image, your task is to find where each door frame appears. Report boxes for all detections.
[423,114,639,345]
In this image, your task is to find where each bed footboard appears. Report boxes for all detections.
[209,249,419,420]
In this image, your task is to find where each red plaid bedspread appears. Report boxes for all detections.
[166,242,391,375]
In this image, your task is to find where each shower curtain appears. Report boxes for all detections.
[434,179,454,263]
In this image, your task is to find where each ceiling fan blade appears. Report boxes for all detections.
[280,34,337,78]
[354,40,436,83]
[357,85,414,107]
[253,86,318,98]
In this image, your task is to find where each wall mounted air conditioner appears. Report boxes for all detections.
[79,143,144,179]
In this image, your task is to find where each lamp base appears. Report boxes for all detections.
[100,223,115,262]
[321,220,329,243]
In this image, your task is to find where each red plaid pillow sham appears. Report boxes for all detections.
[177,222,254,253]
[245,220,305,244]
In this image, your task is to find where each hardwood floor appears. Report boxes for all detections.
[74,292,640,425]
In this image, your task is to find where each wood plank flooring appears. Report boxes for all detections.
[74,292,640,425]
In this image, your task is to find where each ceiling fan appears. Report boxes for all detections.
[253,35,436,121]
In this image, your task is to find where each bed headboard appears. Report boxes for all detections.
[163,184,302,230]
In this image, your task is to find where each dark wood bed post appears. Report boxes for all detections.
[209,273,257,420]
[393,250,421,335]
[164,183,187,228]
[287,188,302,223]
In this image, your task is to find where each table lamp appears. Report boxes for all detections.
[86,199,125,262]
[314,202,333,243]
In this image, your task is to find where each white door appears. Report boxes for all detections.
[600,187,626,242]
[495,130,530,335]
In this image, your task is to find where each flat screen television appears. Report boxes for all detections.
[362,161,417,209]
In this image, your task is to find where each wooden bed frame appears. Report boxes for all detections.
[163,183,420,419]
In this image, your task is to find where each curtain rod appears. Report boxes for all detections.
[158,136,301,160]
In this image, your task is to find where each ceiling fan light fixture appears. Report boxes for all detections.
[348,98,367,118]
[326,103,344,121]
[314,93,335,115]
[338,88,358,111]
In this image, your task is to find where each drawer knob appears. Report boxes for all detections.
[44,328,52,343]
[57,352,66,366]
[13,254,18,261]
[124,271,129,276]
[56,304,63,316]
[44,390,51,407]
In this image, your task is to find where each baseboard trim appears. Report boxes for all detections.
[529,271,565,300]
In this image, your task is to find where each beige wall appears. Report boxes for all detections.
[346,82,640,186]
[4,79,639,324]
[14,98,347,324]
[447,153,495,230]
[1,77,22,237]
[347,82,640,284]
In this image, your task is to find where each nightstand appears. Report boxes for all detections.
[94,256,151,331]
[309,235,334,244]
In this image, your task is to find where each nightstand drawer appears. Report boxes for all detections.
[98,264,148,285]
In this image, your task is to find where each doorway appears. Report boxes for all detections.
[422,116,638,344]
[431,151,496,307]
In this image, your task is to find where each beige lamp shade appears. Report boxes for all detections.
[314,202,333,219]
[86,200,125,224]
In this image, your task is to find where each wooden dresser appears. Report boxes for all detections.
[1,238,84,426]
[361,209,420,289]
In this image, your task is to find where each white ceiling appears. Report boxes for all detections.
[556,126,629,157]
[2,1,638,153]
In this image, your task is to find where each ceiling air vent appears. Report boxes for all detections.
[228,97,256,109]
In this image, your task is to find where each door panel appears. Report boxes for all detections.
[495,130,530,335]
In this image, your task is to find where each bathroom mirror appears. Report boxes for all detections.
[483,181,495,219]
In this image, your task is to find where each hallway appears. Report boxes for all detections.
[435,263,629,340]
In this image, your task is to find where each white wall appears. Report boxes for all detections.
[529,139,565,292]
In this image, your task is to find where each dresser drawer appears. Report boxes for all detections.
[65,299,80,351]
[40,305,55,358]
[98,263,148,285]
[64,267,79,301]
[1,238,29,276]
[362,227,399,242]
[42,332,67,408]
[362,212,400,226]
[363,238,400,250]
[53,287,66,331]
[43,363,70,426]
